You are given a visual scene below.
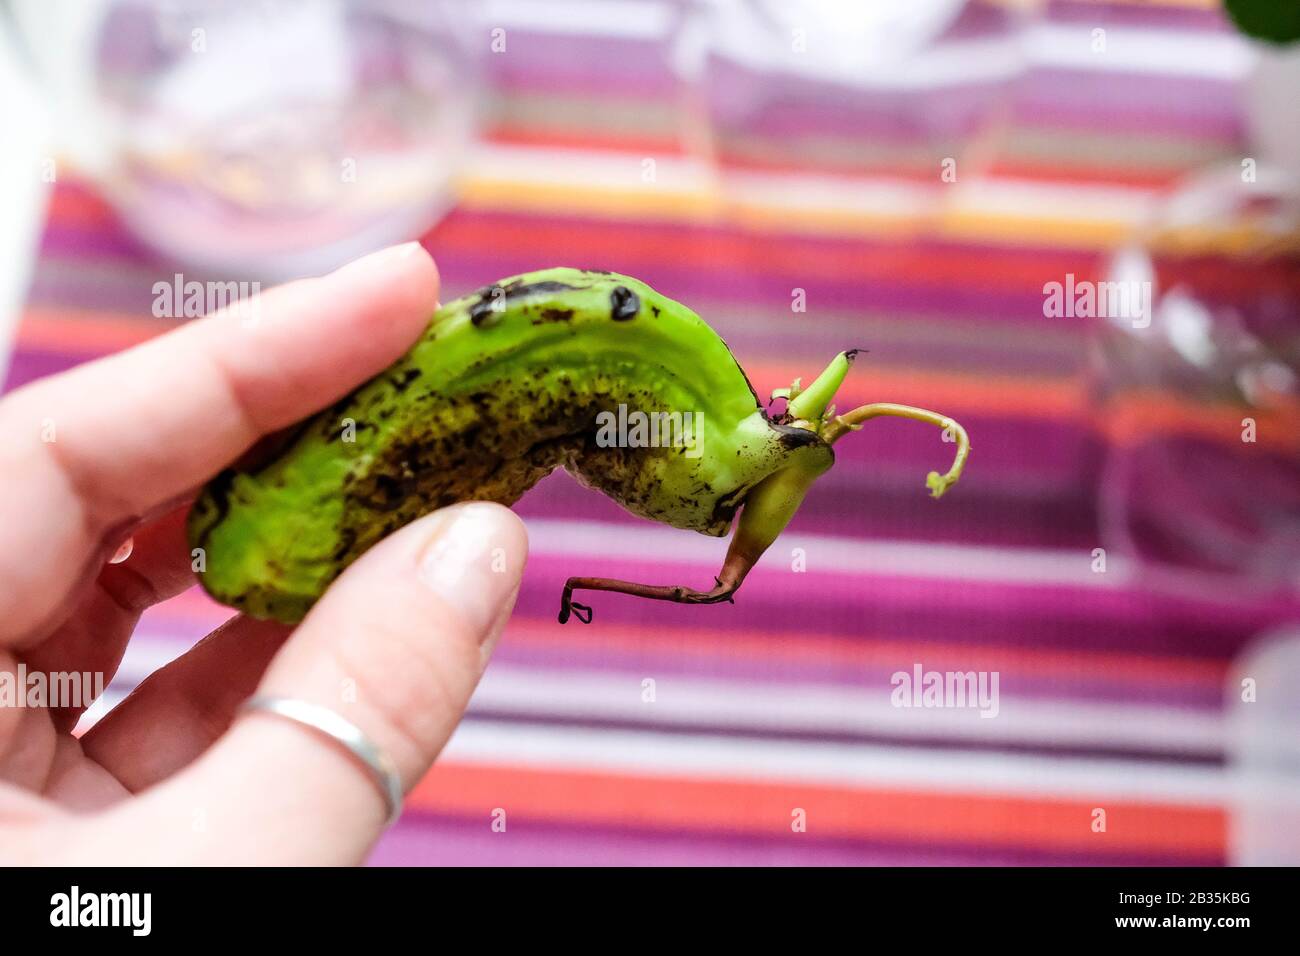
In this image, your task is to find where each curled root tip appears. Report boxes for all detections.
[571,602,593,624]
[925,470,953,499]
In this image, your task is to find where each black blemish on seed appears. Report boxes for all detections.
[471,279,580,327]
[610,286,639,321]
[325,390,358,423]
[360,472,420,512]
[770,421,825,450]
[514,280,580,297]
[469,297,499,327]
[585,268,613,275]
[331,527,358,563]
[195,468,236,549]
[534,307,575,324]
[710,486,748,530]
[390,368,421,391]
[650,304,661,318]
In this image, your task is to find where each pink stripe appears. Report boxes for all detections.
[370,813,1222,866]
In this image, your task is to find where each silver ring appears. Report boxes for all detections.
[240,695,404,827]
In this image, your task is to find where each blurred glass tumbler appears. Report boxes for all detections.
[1092,99,1300,593]
[1228,628,1300,865]
[682,0,1028,185]
[14,0,481,278]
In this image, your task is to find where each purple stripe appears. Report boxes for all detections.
[1047,0,1237,33]
[795,414,1096,485]
[715,327,1083,379]
[703,58,1016,141]
[940,0,1021,41]
[487,31,681,98]
[26,265,173,316]
[1011,70,1246,142]
[38,221,160,263]
[2,351,91,393]
[370,813,1222,866]
[489,642,1224,710]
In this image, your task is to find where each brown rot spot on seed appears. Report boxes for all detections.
[534,307,575,324]
[610,286,639,321]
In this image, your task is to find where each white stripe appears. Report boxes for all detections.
[469,142,713,193]
[443,720,1228,804]
[470,663,1221,753]
[722,169,937,217]
[524,517,1134,587]
[953,176,1159,224]
[1027,22,1254,80]
[482,0,674,39]
[471,144,937,216]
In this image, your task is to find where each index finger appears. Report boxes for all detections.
[0,242,439,647]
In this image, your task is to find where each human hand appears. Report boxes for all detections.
[0,243,527,864]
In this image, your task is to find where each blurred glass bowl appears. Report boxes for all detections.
[14,0,481,279]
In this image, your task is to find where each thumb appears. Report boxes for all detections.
[112,501,526,864]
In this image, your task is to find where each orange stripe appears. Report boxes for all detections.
[988,159,1189,190]
[1097,390,1300,454]
[45,182,121,228]
[484,126,686,158]
[15,309,179,353]
[410,763,1224,856]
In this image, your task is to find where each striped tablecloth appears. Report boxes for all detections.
[5,0,1299,865]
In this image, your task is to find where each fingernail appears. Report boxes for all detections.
[336,242,428,278]
[417,503,524,644]
[108,537,134,565]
